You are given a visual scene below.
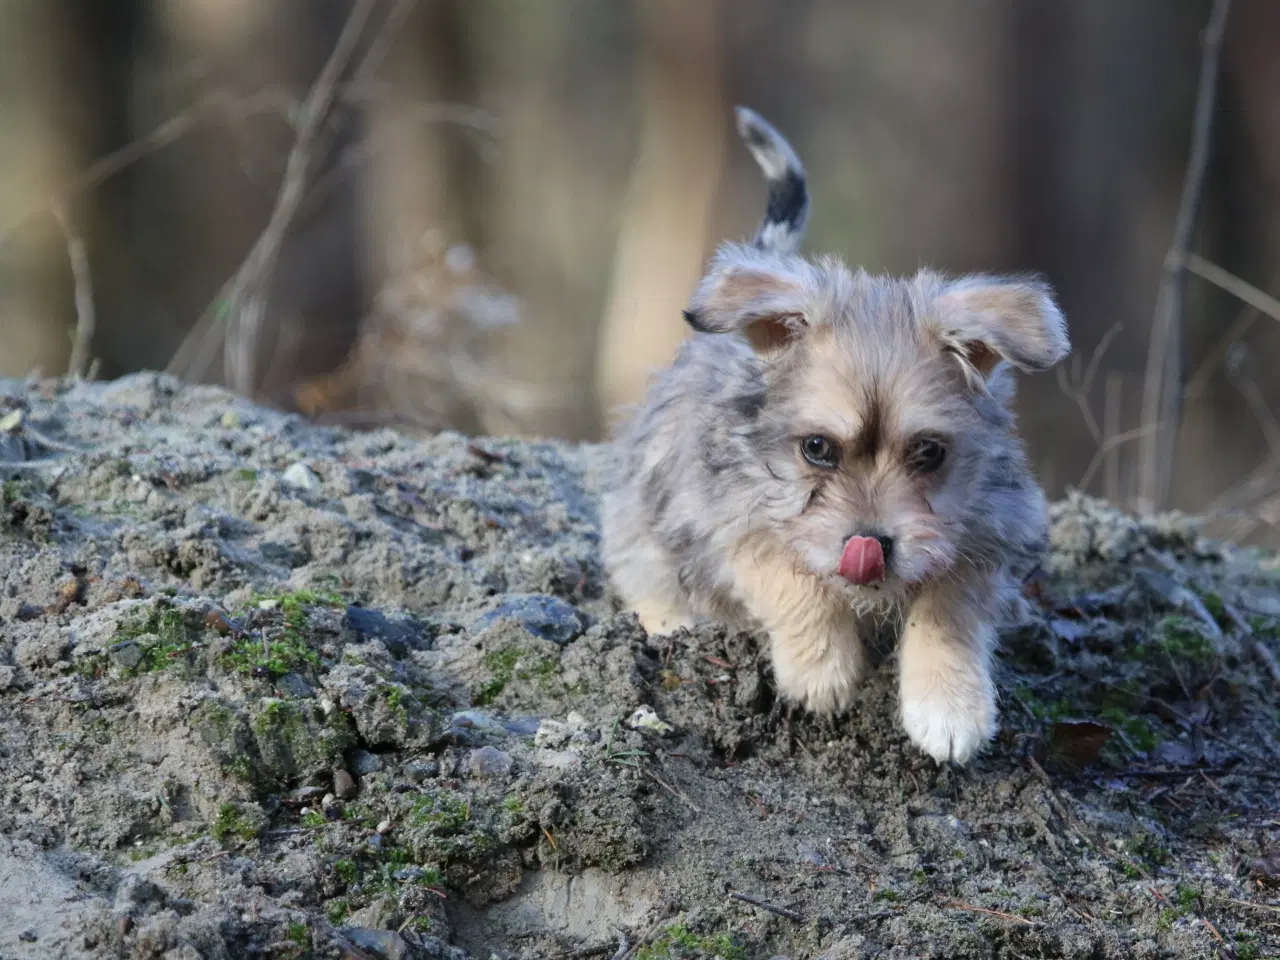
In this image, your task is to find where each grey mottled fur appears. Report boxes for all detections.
[601,107,1071,764]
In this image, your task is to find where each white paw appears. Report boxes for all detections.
[773,659,861,717]
[901,685,996,764]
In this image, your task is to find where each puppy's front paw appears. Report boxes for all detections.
[771,640,862,717]
[776,666,858,717]
[900,681,996,764]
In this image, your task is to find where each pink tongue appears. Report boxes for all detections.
[839,536,885,585]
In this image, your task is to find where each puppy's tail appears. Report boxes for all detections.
[734,105,809,256]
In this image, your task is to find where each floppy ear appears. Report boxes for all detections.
[683,243,812,356]
[934,275,1070,379]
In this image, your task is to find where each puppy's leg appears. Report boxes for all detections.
[899,575,999,764]
[730,543,863,715]
[602,517,696,634]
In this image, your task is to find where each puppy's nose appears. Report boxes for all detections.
[872,534,894,565]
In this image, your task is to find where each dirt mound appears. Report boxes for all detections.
[0,373,1277,959]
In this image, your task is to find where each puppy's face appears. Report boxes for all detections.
[685,245,1069,603]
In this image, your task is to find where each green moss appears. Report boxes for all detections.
[474,644,559,705]
[1194,588,1227,625]
[223,590,342,677]
[225,755,260,785]
[1155,615,1216,665]
[1098,706,1159,753]
[75,654,109,680]
[636,923,744,960]
[1174,884,1199,913]
[286,923,310,949]
[334,857,358,887]
[383,685,408,719]
[1130,831,1171,873]
[236,469,258,482]
[112,604,204,676]
[325,898,350,925]
[251,698,355,784]
[409,792,471,833]
[211,803,263,844]
[2,479,25,503]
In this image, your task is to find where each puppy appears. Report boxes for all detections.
[601,107,1070,763]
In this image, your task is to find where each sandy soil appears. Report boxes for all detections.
[0,372,1277,959]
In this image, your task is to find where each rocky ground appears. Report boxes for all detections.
[0,373,1277,960]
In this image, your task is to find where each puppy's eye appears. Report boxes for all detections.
[906,436,946,474]
[801,435,838,468]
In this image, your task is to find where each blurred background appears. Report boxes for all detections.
[2,0,1279,542]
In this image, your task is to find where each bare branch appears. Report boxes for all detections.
[1103,371,1122,502]
[223,0,379,395]
[1057,323,1122,444]
[1136,0,1232,513]
[0,91,295,249]
[1185,253,1280,323]
[168,0,379,392]
[1078,424,1164,494]
[1183,302,1258,401]
[51,203,96,379]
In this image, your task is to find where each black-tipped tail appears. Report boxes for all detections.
[734,106,809,256]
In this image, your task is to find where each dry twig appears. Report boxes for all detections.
[644,769,702,813]
[1186,253,1280,325]
[50,204,96,379]
[942,900,1039,927]
[220,0,379,396]
[1137,0,1233,513]
[727,890,805,922]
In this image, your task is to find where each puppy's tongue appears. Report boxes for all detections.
[838,536,885,585]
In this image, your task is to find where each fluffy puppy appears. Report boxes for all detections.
[601,107,1070,763]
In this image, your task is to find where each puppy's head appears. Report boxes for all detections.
[686,243,1069,603]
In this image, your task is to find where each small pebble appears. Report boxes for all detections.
[281,462,321,491]
[275,673,313,699]
[469,745,514,778]
[534,719,570,749]
[333,770,358,800]
[404,760,437,782]
[350,749,383,776]
[627,704,674,736]
[340,928,409,960]
[107,640,144,671]
[376,819,392,834]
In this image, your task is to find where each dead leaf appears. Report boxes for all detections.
[1041,719,1113,773]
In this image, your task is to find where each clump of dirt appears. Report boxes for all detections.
[0,373,1277,959]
